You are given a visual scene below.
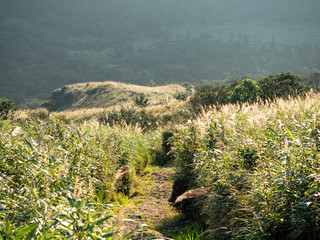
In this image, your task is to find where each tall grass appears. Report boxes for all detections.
[0,117,158,238]
[170,91,320,239]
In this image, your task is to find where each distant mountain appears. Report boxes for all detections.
[1,0,319,103]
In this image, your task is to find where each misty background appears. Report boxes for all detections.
[0,0,319,104]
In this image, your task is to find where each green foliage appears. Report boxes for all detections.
[169,122,203,190]
[189,84,232,112]
[29,109,50,121]
[134,94,149,108]
[146,80,158,87]
[152,131,174,165]
[170,94,320,239]
[228,78,261,104]
[258,72,310,100]
[174,92,188,101]
[0,117,154,238]
[189,73,312,116]
[0,220,39,240]
[169,222,206,240]
[0,98,17,120]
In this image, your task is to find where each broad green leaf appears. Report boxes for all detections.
[94,216,113,226]
[25,139,34,150]
[16,222,39,240]
[101,233,114,238]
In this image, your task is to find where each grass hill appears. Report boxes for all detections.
[46,81,190,112]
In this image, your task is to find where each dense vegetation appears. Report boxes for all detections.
[1,0,320,103]
[0,98,17,120]
[0,117,159,238]
[170,92,320,239]
[189,72,314,112]
[1,72,320,239]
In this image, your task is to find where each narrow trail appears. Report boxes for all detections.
[117,166,180,239]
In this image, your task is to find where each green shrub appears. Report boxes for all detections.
[134,93,149,108]
[29,108,50,120]
[258,72,310,101]
[0,98,17,120]
[228,78,261,104]
[189,83,233,112]
[170,123,204,192]
[174,92,188,101]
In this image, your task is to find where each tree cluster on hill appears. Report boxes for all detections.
[189,72,313,112]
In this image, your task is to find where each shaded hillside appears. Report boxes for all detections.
[46,81,189,111]
[1,0,320,103]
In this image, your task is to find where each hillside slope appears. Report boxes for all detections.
[46,81,188,111]
[1,0,320,103]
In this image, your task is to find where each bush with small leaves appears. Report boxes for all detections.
[134,94,149,108]
[174,92,188,101]
[228,78,261,104]
[258,72,310,101]
[189,83,233,112]
[0,98,17,120]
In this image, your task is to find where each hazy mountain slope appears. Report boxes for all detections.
[46,81,188,111]
[1,0,319,103]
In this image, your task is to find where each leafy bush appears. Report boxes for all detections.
[174,92,188,101]
[134,94,149,108]
[228,78,261,104]
[258,72,310,101]
[189,83,233,112]
[29,108,50,120]
[0,98,17,120]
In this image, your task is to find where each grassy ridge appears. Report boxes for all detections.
[47,81,189,111]
[170,92,320,239]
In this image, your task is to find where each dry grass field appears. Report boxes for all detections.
[47,81,190,111]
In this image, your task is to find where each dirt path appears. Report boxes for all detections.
[117,166,179,239]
